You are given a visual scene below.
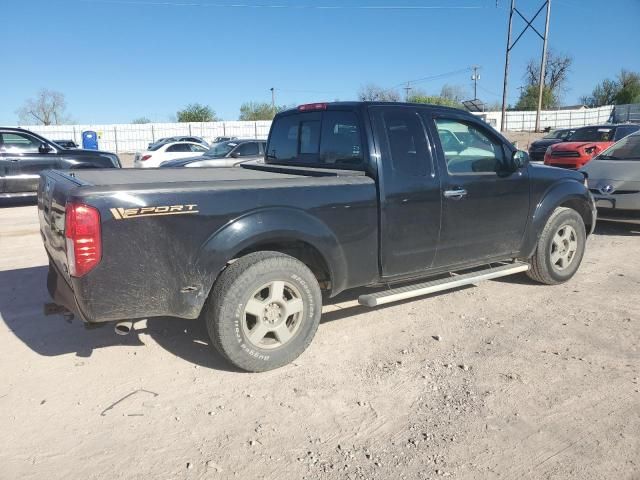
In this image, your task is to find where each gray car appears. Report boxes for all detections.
[159,139,265,168]
[583,131,640,224]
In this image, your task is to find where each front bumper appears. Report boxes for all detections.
[528,150,546,162]
[591,193,640,225]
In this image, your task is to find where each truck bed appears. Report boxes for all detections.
[38,164,379,323]
[71,164,365,187]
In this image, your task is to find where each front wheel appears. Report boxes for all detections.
[203,251,322,372]
[527,207,586,285]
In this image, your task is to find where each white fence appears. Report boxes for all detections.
[19,121,272,153]
[18,104,618,153]
[476,105,614,132]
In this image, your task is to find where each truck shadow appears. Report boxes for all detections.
[0,197,37,209]
[0,265,532,371]
[0,265,238,372]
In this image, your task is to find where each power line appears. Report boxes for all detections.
[388,67,473,91]
[78,0,486,9]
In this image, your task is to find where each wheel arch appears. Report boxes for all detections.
[194,207,348,306]
[522,180,595,258]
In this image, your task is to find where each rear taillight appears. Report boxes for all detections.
[141,155,152,161]
[65,203,101,277]
[298,103,328,111]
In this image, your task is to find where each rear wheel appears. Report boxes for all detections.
[203,251,322,372]
[527,207,586,285]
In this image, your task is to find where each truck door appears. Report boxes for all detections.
[426,113,529,268]
[370,106,442,277]
[0,131,59,193]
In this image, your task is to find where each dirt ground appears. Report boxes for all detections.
[0,203,638,480]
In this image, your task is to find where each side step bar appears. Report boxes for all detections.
[358,262,530,308]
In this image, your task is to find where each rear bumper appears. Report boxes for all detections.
[46,259,89,323]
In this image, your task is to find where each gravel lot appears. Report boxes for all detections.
[0,203,638,480]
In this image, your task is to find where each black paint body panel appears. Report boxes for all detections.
[37,103,595,324]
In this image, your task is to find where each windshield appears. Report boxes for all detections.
[543,129,567,139]
[597,133,640,161]
[570,127,614,142]
[205,141,236,157]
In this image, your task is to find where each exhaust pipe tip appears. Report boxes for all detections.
[114,321,133,336]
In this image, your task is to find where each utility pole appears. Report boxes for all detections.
[404,83,412,102]
[500,0,515,132]
[535,0,552,132]
[501,0,552,133]
[471,65,481,100]
[270,87,276,110]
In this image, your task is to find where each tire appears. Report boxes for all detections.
[527,207,586,285]
[203,251,322,372]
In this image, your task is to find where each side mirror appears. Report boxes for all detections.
[512,150,529,169]
[39,143,53,154]
[230,151,240,159]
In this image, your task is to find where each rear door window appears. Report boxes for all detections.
[382,110,429,177]
[166,143,191,152]
[235,142,259,157]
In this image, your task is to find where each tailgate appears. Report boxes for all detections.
[37,171,87,276]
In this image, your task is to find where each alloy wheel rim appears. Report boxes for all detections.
[550,224,578,271]
[242,281,304,350]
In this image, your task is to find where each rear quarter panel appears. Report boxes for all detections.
[62,176,379,323]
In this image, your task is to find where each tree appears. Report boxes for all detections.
[358,84,401,102]
[131,117,151,124]
[524,50,572,94]
[408,94,463,109]
[176,103,218,122]
[440,84,467,103]
[615,70,640,104]
[581,70,640,107]
[515,85,557,110]
[17,89,70,125]
[239,102,285,121]
[516,51,572,109]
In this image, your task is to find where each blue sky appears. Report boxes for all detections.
[2,0,639,124]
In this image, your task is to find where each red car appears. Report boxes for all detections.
[544,123,640,169]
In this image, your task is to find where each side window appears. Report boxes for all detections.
[191,144,208,152]
[235,142,259,156]
[614,126,639,141]
[320,111,363,167]
[0,132,41,153]
[382,110,429,176]
[435,118,505,174]
[267,115,299,162]
[166,144,190,153]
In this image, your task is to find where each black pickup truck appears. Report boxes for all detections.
[38,102,596,372]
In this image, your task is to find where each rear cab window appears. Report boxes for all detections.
[266,109,365,170]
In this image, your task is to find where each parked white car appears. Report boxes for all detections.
[134,141,209,168]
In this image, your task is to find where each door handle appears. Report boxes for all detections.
[443,189,467,200]
[9,159,19,162]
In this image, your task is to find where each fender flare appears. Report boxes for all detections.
[521,180,595,258]
[194,207,348,300]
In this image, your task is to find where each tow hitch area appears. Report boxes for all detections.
[44,302,72,316]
